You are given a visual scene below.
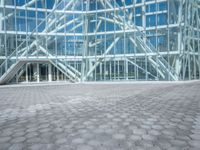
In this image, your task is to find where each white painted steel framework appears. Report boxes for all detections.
[0,0,200,84]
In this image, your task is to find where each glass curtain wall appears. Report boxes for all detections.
[0,0,200,84]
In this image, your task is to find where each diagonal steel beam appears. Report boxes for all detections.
[100,0,179,80]
[83,36,120,80]
[38,45,81,81]
[126,58,158,79]
[2,0,40,21]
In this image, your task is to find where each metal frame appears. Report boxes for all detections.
[0,0,200,84]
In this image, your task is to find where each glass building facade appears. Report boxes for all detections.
[0,0,200,84]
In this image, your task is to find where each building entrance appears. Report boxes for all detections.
[26,63,49,82]
[17,62,67,83]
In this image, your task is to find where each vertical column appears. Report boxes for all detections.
[122,0,127,81]
[0,0,3,31]
[125,59,128,80]
[48,63,52,82]
[100,62,102,81]
[81,0,90,82]
[26,63,28,83]
[16,73,18,84]
[0,0,2,69]
[88,60,93,80]
[114,0,116,81]
[109,61,112,80]
[118,60,120,80]
[2,0,7,73]
[198,2,200,80]
[142,0,147,80]
[193,3,197,79]
[37,63,39,82]
[176,0,183,77]
[57,68,59,81]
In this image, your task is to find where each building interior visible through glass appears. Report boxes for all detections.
[0,0,199,84]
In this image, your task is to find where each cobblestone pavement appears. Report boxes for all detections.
[0,81,200,150]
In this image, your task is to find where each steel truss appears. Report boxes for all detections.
[0,0,200,84]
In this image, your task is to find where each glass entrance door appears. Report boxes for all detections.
[27,63,49,82]
[18,62,68,83]
[28,63,37,82]
[39,63,48,82]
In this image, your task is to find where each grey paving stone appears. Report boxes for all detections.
[129,135,142,141]
[133,128,146,135]
[148,130,161,136]
[0,82,200,149]
[142,134,156,141]
[190,140,200,148]
[0,136,11,143]
[25,132,38,139]
[10,137,26,143]
[87,140,101,146]
[71,138,85,144]
[113,134,126,140]
[27,137,42,143]
[76,145,93,150]
[0,143,10,150]
[81,133,94,139]
[55,138,67,144]
[28,144,49,150]
[190,134,200,140]
[170,139,188,147]
[8,144,24,150]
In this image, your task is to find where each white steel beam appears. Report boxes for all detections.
[83,36,120,80]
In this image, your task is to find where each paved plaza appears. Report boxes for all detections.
[0,81,200,150]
